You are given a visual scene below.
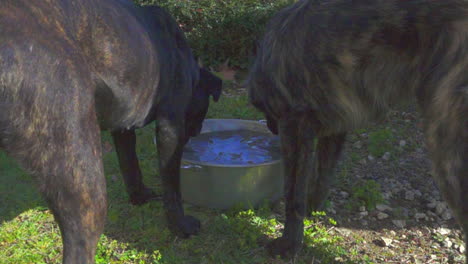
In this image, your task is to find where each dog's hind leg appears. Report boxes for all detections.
[155,113,200,238]
[267,112,317,258]
[1,46,108,263]
[424,85,467,261]
[112,129,160,205]
[5,97,107,264]
[307,133,346,215]
[42,129,107,264]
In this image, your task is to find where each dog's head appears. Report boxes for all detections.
[250,99,279,135]
[248,76,279,135]
[185,68,222,138]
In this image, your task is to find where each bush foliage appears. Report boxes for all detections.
[135,0,295,69]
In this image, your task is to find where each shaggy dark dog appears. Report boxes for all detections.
[0,0,222,263]
[247,0,467,259]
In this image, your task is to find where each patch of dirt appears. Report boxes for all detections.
[324,108,465,264]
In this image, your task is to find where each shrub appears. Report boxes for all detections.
[135,0,295,69]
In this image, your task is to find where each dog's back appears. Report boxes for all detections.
[249,0,468,134]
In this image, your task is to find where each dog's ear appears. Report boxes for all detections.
[200,68,222,102]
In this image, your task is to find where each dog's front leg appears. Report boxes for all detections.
[268,112,316,258]
[112,129,160,205]
[307,133,346,214]
[155,114,200,238]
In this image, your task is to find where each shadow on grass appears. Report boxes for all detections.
[0,123,463,263]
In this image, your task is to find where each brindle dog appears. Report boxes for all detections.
[247,0,467,259]
[0,0,222,263]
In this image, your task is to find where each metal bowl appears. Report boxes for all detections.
[180,119,284,209]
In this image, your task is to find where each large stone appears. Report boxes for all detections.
[436,201,447,215]
[376,204,392,212]
[392,220,406,228]
[377,212,389,220]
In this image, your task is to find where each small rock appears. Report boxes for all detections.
[368,155,375,161]
[377,212,389,220]
[390,230,396,236]
[436,202,448,215]
[359,206,366,212]
[459,244,466,254]
[376,204,392,212]
[361,220,368,226]
[443,238,453,248]
[328,208,336,214]
[442,210,452,220]
[399,140,407,147]
[359,159,367,165]
[382,152,391,160]
[382,192,392,200]
[382,237,393,246]
[334,257,344,262]
[427,201,437,209]
[405,190,415,201]
[374,237,393,247]
[431,243,440,249]
[336,228,352,236]
[359,211,369,217]
[415,213,427,220]
[437,227,451,236]
[414,190,422,197]
[353,141,362,149]
[340,191,349,199]
[410,256,422,264]
[392,220,406,228]
[427,211,437,217]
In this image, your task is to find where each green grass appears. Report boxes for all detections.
[346,180,384,211]
[367,129,395,157]
[206,95,264,120]
[1,95,364,264]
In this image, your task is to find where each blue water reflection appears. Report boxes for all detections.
[183,130,281,165]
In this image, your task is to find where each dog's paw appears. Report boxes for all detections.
[267,236,302,259]
[168,215,201,238]
[129,187,161,205]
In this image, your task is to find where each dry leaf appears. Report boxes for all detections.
[214,59,236,81]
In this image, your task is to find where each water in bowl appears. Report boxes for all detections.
[183,129,281,165]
